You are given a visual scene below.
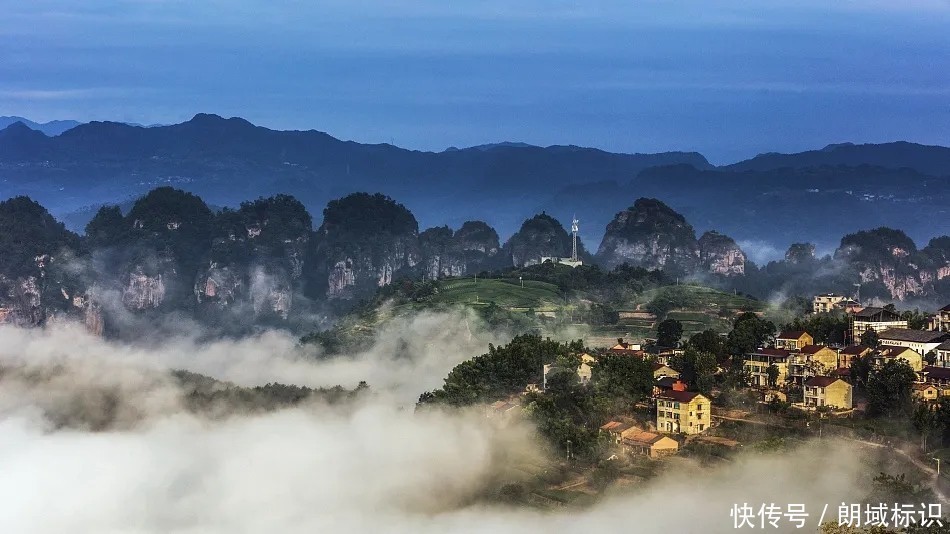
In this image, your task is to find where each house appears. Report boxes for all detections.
[599,421,635,444]
[775,331,814,351]
[813,294,847,314]
[487,399,522,419]
[621,429,679,458]
[788,345,839,385]
[932,304,950,332]
[652,363,680,380]
[609,339,643,356]
[577,353,596,384]
[877,328,950,358]
[646,344,683,365]
[803,376,853,410]
[851,307,907,343]
[913,383,939,402]
[744,348,791,388]
[837,345,872,369]
[934,341,950,369]
[923,366,950,395]
[656,391,711,434]
[654,377,687,397]
[873,346,924,372]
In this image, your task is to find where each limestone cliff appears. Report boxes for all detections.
[310,193,420,299]
[419,221,501,280]
[596,198,699,272]
[835,228,950,300]
[698,231,746,276]
[503,213,586,267]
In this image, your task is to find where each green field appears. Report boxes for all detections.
[431,278,563,310]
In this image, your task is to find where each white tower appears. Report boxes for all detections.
[571,215,579,262]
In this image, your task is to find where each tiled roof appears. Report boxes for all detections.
[752,348,792,357]
[658,390,703,403]
[937,341,950,352]
[878,328,950,343]
[800,345,829,354]
[924,366,950,380]
[804,376,842,388]
[853,307,901,320]
[778,330,809,340]
[840,345,869,355]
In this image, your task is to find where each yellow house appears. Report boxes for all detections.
[803,376,852,410]
[621,428,679,458]
[776,330,814,351]
[788,345,839,385]
[656,391,711,434]
[913,383,939,402]
[652,363,680,380]
[744,348,791,388]
[837,345,872,369]
[874,346,923,372]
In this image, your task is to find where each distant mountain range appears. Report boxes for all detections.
[0,116,82,137]
[0,114,948,259]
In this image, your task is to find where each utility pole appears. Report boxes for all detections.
[566,439,573,462]
[571,216,579,263]
[934,457,941,476]
[520,276,524,288]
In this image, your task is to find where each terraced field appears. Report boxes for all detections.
[431,278,564,310]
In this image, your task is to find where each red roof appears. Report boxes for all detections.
[658,390,703,403]
[804,376,842,388]
[799,345,829,354]
[840,345,869,355]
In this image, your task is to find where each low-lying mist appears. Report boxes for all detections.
[0,314,884,533]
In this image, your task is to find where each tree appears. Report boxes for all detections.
[850,355,873,389]
[865,359,916,417]
[727,312,775,355]
[670,347,717,396]
[656,318,683,347]
[912,402,944,452]
[860,329,880,349]
[766,364,780,389]
[688,329,726,362]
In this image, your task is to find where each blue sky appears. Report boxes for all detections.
[1,0,948,163]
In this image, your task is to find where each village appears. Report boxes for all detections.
[478,294,950,495]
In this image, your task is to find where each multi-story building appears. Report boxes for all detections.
[656,390,711,434]
[878,328,950,358]
[744,348,791,388]
[933,305,950,333]
[872,346,924,372]
[775,331,814,351]
[851,307,907,343]
[803,376,853,409]
[837,345,872,369]
[813,294,846,313]
[788,345,839,385]
[935,341,950,369]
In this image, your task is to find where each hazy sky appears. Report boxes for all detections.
[1,0,948,163]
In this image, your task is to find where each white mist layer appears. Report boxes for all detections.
[0,317,870,533]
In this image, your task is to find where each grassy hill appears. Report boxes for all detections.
[430,278,564,310]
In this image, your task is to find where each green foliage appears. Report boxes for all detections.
[320,192,417,239]
[687,329,727,364]
[669,347,717,396]
[0,196,80,275]
[870,472,935,504]
[418,334,582,407]
[912,402,944,451]
[865,359,916,417]
[861,329,880,348]
[727,312,775,355]
[901,309,931,330]
[591,352,654,402]
[656,318,683,347]
[783,311,849,345]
